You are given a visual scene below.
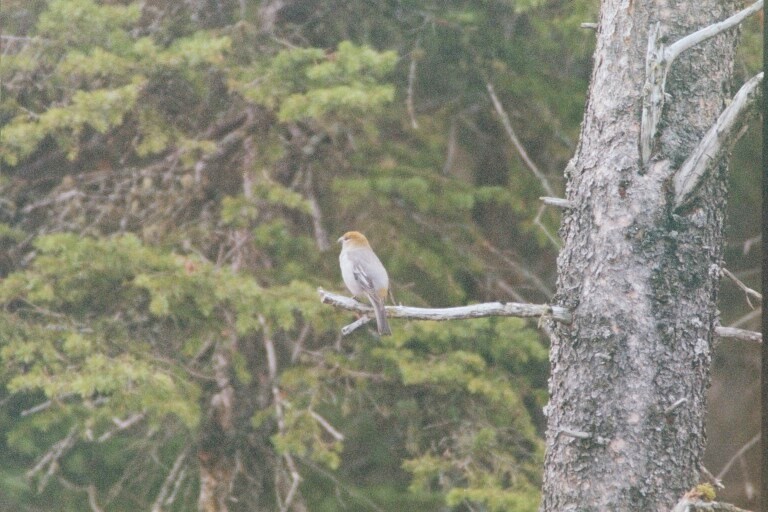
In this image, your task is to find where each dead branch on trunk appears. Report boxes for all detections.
[320,288,761,342]
[640,1,762,164]
[674,73,763,209]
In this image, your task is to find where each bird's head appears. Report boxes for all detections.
[338,231,370,249]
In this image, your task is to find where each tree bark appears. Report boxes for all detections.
[541,0,742,510]
[198,350,237,512]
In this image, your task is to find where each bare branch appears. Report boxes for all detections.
[482,238,554,298]
[665,0,763,63]
[721,267,762,307]
[280,453,302,512]
[304,168,330,251]
[341,314,375,336]
[716,433,759,481]
[21,393,75,416]
[699,465,724,490]
[260,316,303,512]
[290,322,312,363]
[533,204,562,249]
[310,410,345,442]
[87,484,104,512]
[486,81,556,196]
[714,326,761,343]
[742,235,760,255]
[318,288,572,336]
[557,428,591,440]
[97,413,146,442]
[406,38,420,130]
[729,308,760,329]
[57,478,104,512]
[1,35,47,42]
[321,288,757,341]
[28,426,78,492]
[671,498,754,512]
[151,447,190,512]
[442,120,458,174]
[557,428,608,445]
[640,1,762,164]
[297,457,386,512]
[540,196,575,209]
[664,398,688,415]
[674,72,763,208]
[580,22,598,29]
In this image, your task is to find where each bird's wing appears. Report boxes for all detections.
[352,262,377,296]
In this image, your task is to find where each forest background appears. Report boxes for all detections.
[0,0,762,510]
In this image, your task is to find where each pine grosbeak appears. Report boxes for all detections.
[338,231,391,336]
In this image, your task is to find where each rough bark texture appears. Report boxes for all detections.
[198,351,238,512]
[541,0,740,510]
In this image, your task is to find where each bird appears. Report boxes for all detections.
[338,231,391,336]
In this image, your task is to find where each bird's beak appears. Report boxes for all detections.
[337,236,344,244]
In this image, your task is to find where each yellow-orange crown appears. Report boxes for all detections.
[338,231,370,247]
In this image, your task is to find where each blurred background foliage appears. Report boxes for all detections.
[0,0,760,510]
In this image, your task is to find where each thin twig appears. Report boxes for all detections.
[486,81,555,196]
[280,453,302,512]
[481,238,554,298]
[721,267,762,308]
[341,315,374,336]
[57,478,104,512]
[716,433,759,481]
[664,398,688,415]
[406,37,421,129]
[291,322,312,363]
[699,464,724,490]
[297,457,386,512]
[441,119,457,174]
[729,309,760,329]
[533,204,561,249]
[97,413,146,442]
[310,410,344,442]
[151,448,190,512]
[742,235,760,255]
[28,426,78,492]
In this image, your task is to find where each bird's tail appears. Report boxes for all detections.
[369,295,391,336]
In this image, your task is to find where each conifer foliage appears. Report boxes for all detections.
[1,0,758,510]
[0,1,595,509]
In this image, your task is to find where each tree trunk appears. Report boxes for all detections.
[541,0,741,510]
[198,350,237,512]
